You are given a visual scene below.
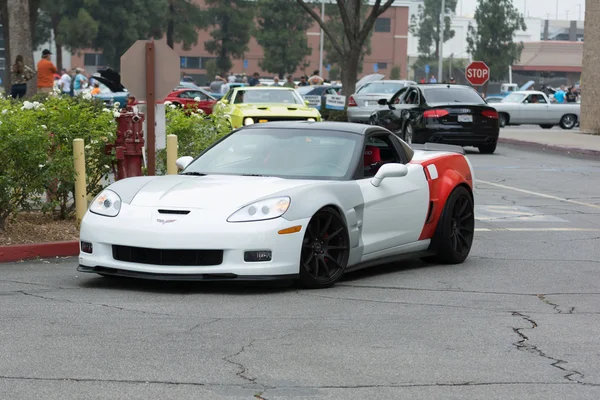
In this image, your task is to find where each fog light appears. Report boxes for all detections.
[244,117,254,125]
[307,118,315,122]
[244,250,272,262]
[81,241,93,254]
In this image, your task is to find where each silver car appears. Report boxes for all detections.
[347,80,416,123]
[493,91,580,130]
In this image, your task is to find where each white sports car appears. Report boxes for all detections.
[78,121,475,288]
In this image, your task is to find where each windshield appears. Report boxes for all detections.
[357,82,406,94]
[296,86,315,95]
[503,93,527,103]
[423,88,485,104]
[232,89,304,104]
[183,129,361,180]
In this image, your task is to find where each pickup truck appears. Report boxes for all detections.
[492,90,580,130]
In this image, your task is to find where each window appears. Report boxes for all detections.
[362,134,403,178]
[376,62,387,70]
[374,18,391,33]
[181,56,200,69]
[84,53,105,67]
[422,87,485,104]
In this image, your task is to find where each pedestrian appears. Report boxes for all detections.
[449,77,456,84]
[248,72,261,86]
[90,82,101,95]
[228,72,237,84]
[308,70,324,85]
[271,77,281,86]
[565,86,578,103]
[73,68,88,96]
[429,75,437,83]
[58,68,72,95]
[36,49,57,94]
[554,85,566,103]
[297,76,309,86]
[221,79,231,95]
[283,75,295,88]
[209,75,225,93]
[10,55,35,99]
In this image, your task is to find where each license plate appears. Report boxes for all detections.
[458,115,473,123]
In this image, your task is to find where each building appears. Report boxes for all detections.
[71,0,411,85]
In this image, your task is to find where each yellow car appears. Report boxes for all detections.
[216,86,322,128]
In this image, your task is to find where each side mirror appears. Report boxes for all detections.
[176,156,194,170]
[377,98,388,106]
[221,99,229,105]
[305,100,310,106]
[371,163,409,187]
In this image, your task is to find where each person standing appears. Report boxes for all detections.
[58,68,72,96]
[10,55,34,99]
[73,68,88,96]
[308,70,324,85]
[429,75,437,83]
[554,85,566,103]
[248,72,261,86]
[283,75,295,88]
[565,86,578,103]
[271,77,282,86]
[297,76,309,86]
[36,49,57,94]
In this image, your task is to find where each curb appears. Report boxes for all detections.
[499,137,600,157]
[0,241,79,263]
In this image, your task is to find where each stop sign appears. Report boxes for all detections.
[465,61,490,86]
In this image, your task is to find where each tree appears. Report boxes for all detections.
[57,0,167,70]
[296,0,395,99]
[255,0,313,78]
[164,0,205,50]
[7,0,34,95]
[204,0,254,74]
[466,0,526,87]
[38,0,68,71]
[389,65,401,79]
[581,0,600,132]
[322,1,372,76]
[410,0,457,60]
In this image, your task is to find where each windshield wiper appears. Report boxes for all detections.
[242,173,266,177]
[180,172,208,176]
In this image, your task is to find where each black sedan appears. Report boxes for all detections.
[369,84,500,154]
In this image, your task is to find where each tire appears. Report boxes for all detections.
[498,113,508,128]
[426,186,475,264]
[539,124,553,129]
[559,114,577,130]
[403,123,414,144]
[478,143,497,154]
[172,102,182,108]
[299,207,350,289]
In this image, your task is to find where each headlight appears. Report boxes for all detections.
[89,189,121,217]
[227,197,290,222]
[307,118,316,122]
[244,117,254,125]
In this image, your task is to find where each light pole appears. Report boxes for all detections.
[318,0,325,77]
[437,0,446,82]
[577,4,582,21]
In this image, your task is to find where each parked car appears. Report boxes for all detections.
[165,88,217,114]
[216,87,321,128]
[347,80,416,123]
[370,83,499,154]
[296,85,342,109]
[492,91,580,129]
[92,68,130,106]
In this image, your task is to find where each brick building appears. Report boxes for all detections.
[70,0,411,84]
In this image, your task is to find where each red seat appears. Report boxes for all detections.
[364,145,381,166]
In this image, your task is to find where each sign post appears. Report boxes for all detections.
[121,40,180,176]
[465,61,490,86]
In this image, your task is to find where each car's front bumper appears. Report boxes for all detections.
[78,208,311,279]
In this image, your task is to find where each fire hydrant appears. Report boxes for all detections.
[105,106,145,180]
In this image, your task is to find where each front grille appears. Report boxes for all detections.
[112,245,223,266]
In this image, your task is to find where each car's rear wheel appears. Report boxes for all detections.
[478,143,497,154]
[559,114,577,130]
[498,113,508,128]
[426,186,474,264]
[540,124,554,129]
[299,208,349,289]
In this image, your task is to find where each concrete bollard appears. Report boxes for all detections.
[73,139,87,224]
[167,134,178,175]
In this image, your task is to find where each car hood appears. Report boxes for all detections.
[235,103,318,116]
[128,174,316,210]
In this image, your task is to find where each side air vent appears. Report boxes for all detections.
[158,209,190,215]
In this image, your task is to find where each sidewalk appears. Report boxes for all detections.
[499,127,600,156]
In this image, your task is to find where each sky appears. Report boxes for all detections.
[456,0,586,20]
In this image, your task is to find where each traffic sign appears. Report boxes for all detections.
[465,61,490,86]
[121,40,180,101]
[373,63,379,72]
[326,64,331,71]
[425,64,430,74]
[243,59,248,69]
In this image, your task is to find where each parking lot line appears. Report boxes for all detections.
[475,228,600,232]
[476,179,600,210]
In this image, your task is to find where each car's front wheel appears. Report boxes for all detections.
[299,208,350,289]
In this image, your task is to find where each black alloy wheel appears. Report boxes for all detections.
[478,143,497,154]
[299,208,350,288]
[426,186,475,264]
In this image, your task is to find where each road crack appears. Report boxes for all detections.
[537,295,575,314]
[511,312,584,383]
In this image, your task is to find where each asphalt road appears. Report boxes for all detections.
[2,143,600,399]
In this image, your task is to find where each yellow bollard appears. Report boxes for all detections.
[73,139,87,224]
[166,134,178,175]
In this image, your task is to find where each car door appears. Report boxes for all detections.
[521,94,550,123]
[355,132,429,258]
[373,87,409,132]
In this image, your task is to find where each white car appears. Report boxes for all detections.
[78,122,475,288]
[493,91,580,129]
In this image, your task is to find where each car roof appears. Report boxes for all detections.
[233,86,295,91]
[239,121,387,136]
[413,84,474,90]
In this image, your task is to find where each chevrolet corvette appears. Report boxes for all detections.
[78,121,475,288]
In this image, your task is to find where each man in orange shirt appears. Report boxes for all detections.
[37,49,57,94]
